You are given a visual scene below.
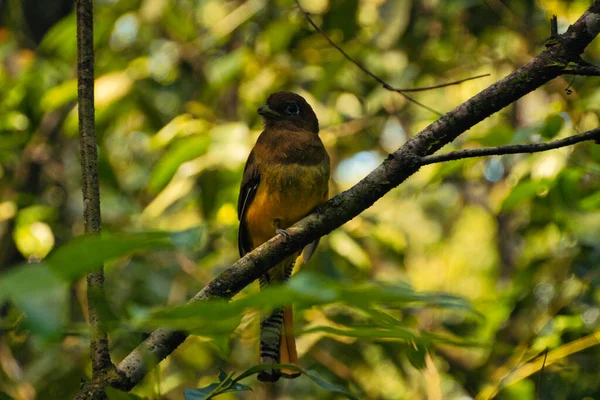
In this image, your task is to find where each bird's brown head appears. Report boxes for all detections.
[257,92,319,134]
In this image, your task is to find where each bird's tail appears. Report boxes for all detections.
[257,259,301,382]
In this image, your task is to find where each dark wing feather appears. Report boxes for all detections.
[238,151,260,257]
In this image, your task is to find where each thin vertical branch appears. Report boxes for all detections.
[76,0,112,380]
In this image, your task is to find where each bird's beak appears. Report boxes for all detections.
[257,105,281,118]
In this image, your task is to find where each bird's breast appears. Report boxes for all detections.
[245,161,329,247]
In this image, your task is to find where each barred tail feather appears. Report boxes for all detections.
[257,259,300,382]
[258,308,284,382]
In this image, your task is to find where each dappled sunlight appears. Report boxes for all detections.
[1,0,599,399]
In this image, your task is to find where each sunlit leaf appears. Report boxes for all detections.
[40,79,77,112]
[95,72,133,108]
[148,135,211,193]
[150,114,210,150]
[501,179,553,211]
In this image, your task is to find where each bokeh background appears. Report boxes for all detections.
[1,0,599,399]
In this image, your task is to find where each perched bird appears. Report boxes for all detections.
[238,92,330,382]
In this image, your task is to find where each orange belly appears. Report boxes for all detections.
[245,162,328,248]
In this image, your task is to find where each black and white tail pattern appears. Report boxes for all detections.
[257,259,295,382]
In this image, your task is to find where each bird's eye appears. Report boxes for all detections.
[285,103,300,115]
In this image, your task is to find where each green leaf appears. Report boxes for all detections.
[136,272,475,344]
[150,114,209,150]
[217,368,229,382]
[0,392,15,400]
[148,135,211,193]
[510,126,538,144]
[40,79,77,112]
[579,191,600,211]
[227,364,359,400]
[302,369,360,400]
[105,387,144,400]
[501,179,553,212]
[406,343,428,369]
[46,232,174,281]
[0,263,67,337]
[540,114,564,139]
[184,384,220,400]
[184,381,251,400]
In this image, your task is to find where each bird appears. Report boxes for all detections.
[237,92,330,382]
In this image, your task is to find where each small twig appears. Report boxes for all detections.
[294,0,488,117]
[536,348,548,400]
[76,0,112,381]
[550,15,559,37]
[396,74,491,92]
[420,128,600,165]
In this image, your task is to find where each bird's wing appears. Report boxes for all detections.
[238,150,260,257]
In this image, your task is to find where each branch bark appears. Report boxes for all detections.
[75,2,600,398]
[76,0,112,385]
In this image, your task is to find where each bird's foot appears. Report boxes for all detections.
[276,228,291,239]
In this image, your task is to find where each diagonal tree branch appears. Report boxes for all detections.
[420,128,600,165]
[75,2,600,398]
[563,59,600,76]
[76,0,113,384]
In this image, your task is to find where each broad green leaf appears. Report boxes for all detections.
[148,135,211,193]
[501,179,553,212]
[46,232,174,280]
[0,264,67,337]
[184,384,221,400]
[302,369,360,400]
[135,271,476,353]
[40,79,77,112]
[406,343,428,369]
[150,114,210,150]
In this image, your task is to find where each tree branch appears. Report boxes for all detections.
[420,128,600,165]
[75,2,600,398]
[563,59,600,76]
[76,0,112,384]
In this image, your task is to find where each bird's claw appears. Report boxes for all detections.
[276,228,291,239]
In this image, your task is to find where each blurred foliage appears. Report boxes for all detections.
[0,0,600,399]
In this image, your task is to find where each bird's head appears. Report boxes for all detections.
[257,92,319,134]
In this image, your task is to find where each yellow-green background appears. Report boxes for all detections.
[0,0,599,399]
